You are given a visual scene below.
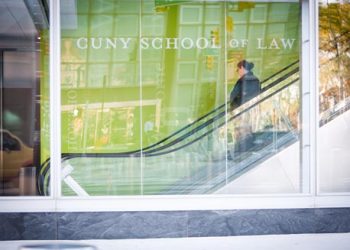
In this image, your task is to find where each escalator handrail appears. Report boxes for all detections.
[61,62,300,160]
[136,60,299,153]
[61,70,299,160]
[38,65,300,195]
[144,77,300,157]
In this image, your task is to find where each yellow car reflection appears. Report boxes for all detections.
[1,130,33,183]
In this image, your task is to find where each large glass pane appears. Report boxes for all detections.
[222,1,301,194]
[60,0,141,196]
[141,1,226,194]
[0,0,50,196]
[54,0,301,196]
[318,0,350,193]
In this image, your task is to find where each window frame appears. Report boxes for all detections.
[1,0,350,213]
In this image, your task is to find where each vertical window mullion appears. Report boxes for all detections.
[309,0,318,197]
[50,0,62,200]
[301,0,317,196]
[140,0,143,195]
[314,0,320,196]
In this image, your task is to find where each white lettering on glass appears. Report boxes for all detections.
[140,37,149,49]
[119,38,131,49]
[181,37,194,49]
[105,38,118,49]
[76,37,88,49]
[257,38,267,49]
[281,38,296,49]
[151,37,163,49]
[165,38,179,49]
[91,38,103,49]
[75,37,296,50]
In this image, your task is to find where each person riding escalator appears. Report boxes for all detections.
[229,60,261,154]
[230,60,261,109]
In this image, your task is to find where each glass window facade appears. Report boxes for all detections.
[53,0,302,196]
[0,0,50,196]
[4,0,349,201]
[318,0,350,193]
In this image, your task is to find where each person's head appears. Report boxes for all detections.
[237,60,254,78]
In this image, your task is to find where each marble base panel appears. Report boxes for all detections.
[0,213,57,240]
[1,208,350,240]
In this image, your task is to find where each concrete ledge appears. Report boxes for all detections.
[2,233,350,250]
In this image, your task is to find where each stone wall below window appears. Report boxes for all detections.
[1,208,350,240]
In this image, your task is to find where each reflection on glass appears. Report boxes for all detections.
[0,0,50,196]
[60,0,141,195]
[55,0,302,196]
[223,70,300,194]
[224,1,300,194]
[318,1,350,193]
[140,0,225,195]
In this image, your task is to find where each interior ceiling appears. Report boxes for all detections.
[0,1,42,88]
[0,0,37,39]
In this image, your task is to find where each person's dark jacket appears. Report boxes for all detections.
[230,72,261,109]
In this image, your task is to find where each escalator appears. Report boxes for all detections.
[38,61,300,195]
